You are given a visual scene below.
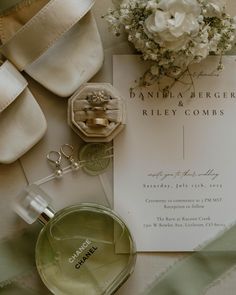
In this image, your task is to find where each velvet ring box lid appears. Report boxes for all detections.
[68,83,126,142]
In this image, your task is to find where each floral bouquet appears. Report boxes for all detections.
[106,0,236,84]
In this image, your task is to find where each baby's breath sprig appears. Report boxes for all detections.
[105,0,236,86]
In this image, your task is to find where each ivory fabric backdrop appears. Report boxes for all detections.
[0,0,236,294]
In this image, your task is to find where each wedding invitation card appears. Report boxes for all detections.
[113,55,236,251]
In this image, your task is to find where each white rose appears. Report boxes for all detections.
[205,0,225,17]
[144,0,201,51]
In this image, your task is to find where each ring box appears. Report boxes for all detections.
[68,83,126,142]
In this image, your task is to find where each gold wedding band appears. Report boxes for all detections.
[86,118,109,128]
[84,106,107,112]
[92,106,107,111]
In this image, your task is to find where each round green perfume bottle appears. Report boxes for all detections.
[14,185,136,295]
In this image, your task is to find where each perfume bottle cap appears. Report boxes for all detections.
[13,184,54,224]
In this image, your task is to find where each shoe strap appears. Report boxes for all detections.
[0,0,95,71]
[0,61,27,113]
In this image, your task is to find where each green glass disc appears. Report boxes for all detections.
[79,143,112,175]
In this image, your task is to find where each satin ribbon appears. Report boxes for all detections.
[0,0,25,13]
[143,223,236,295]
[1,283,39,295]
[0,225,44,291]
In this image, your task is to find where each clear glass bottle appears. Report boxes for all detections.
[14,184,136,295]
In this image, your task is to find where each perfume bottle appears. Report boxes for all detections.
[14,184,136,295]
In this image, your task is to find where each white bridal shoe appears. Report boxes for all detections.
[0,0,104,97]
[0,60,47,163]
